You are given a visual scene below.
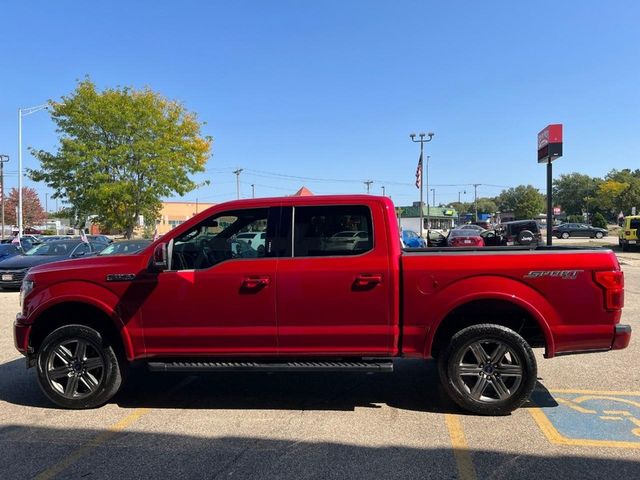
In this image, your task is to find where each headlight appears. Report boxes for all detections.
[20,279,35,307]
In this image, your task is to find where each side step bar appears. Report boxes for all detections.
[147,360,394,373]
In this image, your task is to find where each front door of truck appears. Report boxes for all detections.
[140,207,279,356]
[276,204,394,356]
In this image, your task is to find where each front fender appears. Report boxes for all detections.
[24,281,136,360]
[420,275,559,358]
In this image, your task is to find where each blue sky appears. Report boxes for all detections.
[1,0,639,208]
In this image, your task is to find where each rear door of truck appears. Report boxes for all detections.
[276,201,396,355]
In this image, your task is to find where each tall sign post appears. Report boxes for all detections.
[537,124,563,245]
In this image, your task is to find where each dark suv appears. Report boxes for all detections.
[499,220,543,246]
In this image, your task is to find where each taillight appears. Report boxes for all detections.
[594,271,624,311]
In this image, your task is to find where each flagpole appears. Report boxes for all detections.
[410,132,434,240]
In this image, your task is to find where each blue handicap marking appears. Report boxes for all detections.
[533,390,640,446]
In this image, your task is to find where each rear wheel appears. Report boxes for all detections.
[36,325,124,409]
[438,324,537,415]
[561,232,570,239]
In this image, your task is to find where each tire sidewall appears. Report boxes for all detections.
[36,325,122,409]
[561,232,569,239]
[438,324,537,415]
[595,232,603,239]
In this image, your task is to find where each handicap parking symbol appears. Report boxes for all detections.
[530,390,640,448]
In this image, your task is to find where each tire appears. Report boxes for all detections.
[438,324,537,416]
[36,325,124,409]
[561,232,570,239]
[595,232,604,239]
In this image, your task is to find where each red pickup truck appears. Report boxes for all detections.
[14,195,631,414]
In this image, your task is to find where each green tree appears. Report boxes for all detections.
[591,212,607,229]
[552,173,601,216]
[497,185,545,220]
[29,79,212,238]
[595,169,640,216]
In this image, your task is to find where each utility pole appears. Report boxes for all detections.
[232,168,243,200]
[431,188,436,207]
[381,186,386,196]
[364,180,373,194]
[409,132,434,238]
[473,184,480,221]
[251,184,255,198]
[458,190,466,203]
[0,155,8,240]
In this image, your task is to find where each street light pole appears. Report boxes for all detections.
[251,184,255,198]
[232,168,243,199]
[381,186,386,196]
[18,104,49,238]
[473,183,480,222]
[364,180,373,194]
[409,132,434,239]
[0,155,9,240]
[431,188,436,206]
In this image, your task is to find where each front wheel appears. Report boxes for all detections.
[36,325,124,409]
[595,232,604,239]
[561,232,570,239]
[438,324,537,415]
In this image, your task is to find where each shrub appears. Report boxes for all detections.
[592,212,607,229]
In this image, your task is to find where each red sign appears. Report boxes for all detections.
[553,206,561,215]
[538,124,563,163]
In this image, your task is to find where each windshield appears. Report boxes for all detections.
[25,242,76,256]
[449,229,480,238]
[98,241,149,255]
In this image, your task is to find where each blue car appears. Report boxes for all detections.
[401,229,427,248]
[0,244,21,262]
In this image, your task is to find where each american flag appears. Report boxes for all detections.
[415,152,423,189]
[80,229,89,243]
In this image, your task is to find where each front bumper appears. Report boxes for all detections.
[13,314,31,355]
[612,324,632,350]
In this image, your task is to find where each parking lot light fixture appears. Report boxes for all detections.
[18,103,49,238]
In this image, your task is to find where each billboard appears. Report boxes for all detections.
[538,124,563,163]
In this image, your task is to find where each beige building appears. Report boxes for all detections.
[157,201,216,234]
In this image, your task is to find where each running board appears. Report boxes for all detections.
[147,360,394,373]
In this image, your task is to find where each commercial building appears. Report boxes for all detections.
[397,202,458,232]
[156,201,216,234]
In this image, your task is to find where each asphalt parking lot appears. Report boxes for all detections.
[0,243,638,479]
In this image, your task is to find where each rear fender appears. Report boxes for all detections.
[424,275,558,358]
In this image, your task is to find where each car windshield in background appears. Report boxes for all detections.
[98,241,150,255]
[25,241,77,256]
[449,229,481,238]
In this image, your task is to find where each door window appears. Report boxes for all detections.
[293,205,373,257]
[171,208,270,270]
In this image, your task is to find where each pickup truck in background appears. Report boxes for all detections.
[14,195,631,415]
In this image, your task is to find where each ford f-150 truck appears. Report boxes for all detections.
[14,195,631,415]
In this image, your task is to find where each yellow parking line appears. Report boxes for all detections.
[548,389,640,396]
[528,407,640,449]
[444,414,477,480]
[33,376,195,479]
[34,408,152,480]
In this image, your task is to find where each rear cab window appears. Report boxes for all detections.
[290,205,373,257]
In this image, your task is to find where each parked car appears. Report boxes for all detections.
[552,223,608,239]
[15,195,630,415]
[619,215,640,252]
[324,230,370,251]
[98,239,151,256]
[458,224,485,232]
[0,240,102,289]
[87,234,113,245]
[401,229,427,248]
[0,236,41,252]
[427,230,448,247]
[0,244,22,262]
[500,220,543,246]
[40,235,73,243]
[447,228,485,247]
[235,231,266,251]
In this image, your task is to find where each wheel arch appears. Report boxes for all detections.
[29,299,133,362]
[424,278,558,359]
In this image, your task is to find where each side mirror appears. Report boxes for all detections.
[151,242,168,271]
